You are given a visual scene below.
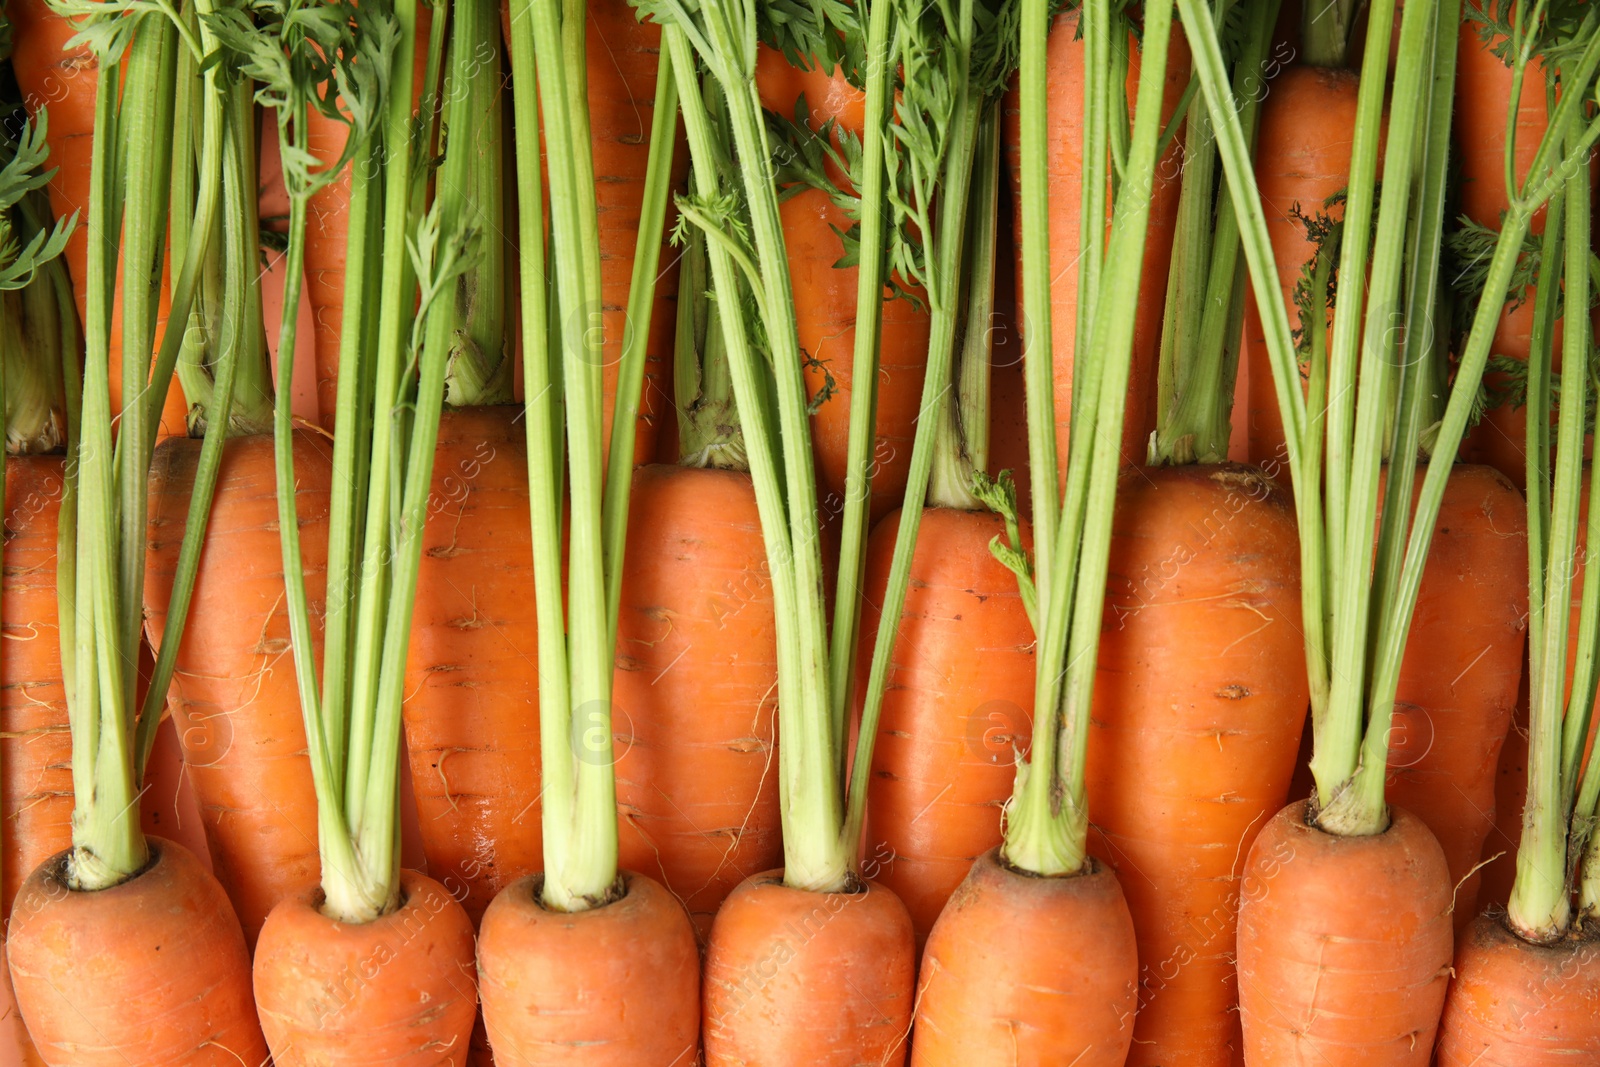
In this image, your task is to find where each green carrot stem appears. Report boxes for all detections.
[825,0,894,749]
[928,100,1001,511]
[1005,0,1174,876]
[1302,0,1360,67]
[602,46,679,639]
[439,0,511,410]
[525,0,619,911]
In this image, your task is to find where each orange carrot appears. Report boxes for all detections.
[1236,801,1454,1063]
[583,1,680,468]
[1002,12,1190,476]
[611,463,782,936]
[702,872,915,1065]
[910,849,1137,1065]
[859,507,1034,948]
[1454,9,1596,487]
[1434,914,1600,1064]
[478,871,701,1066]
[1240,65,1362,472]
[1,457,73,1067]
[7,837,269,1065]
[142,431,332,946]
[8,0,187,439]
[781,188,932,526]
[1084,464,1308,1066]
[402,408,542,924]
[253,869,478,1065]
[1384,464,1528,926]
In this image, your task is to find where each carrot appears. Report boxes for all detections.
[612,463,782,936]
[1087,466,1307,1066]
[1001,10,1190,477]
[1239,65,1363,472]
[1453,6,1596,488]
[303,107,354,431]
[1433,18,1600,1060]
[475,2,700,1062]
[8,838,268,1065]
[1079,4,1313,1052]
[1235,803,1455,1060]
[478,870,701,1065]
[1212,0,1593,1056]
[8,0,187,439]
[402,409,542,924]
[1384,464,1528,926]
[142,431,332,946]
[582,1,679,468]
[753,53,934,526]
[3,6,270,1058]
[911,849,1136,1063]
[1435,916,1600,1065]
[860,506,1034,949]
[302,9,434,433]
[652,2,928,1060]
[780,187,931,526]
[254,869,480,1065]
[909,0,1174,1059]
[704,871,914,1062]
[1,457,73,1067]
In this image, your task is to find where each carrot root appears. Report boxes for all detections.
[703,871,915,1067]
[478,871,701,1066]
[910,848,1138,1066]
[253,869,478,1066]
[7,838,268,1066]
[1236,801,1454,1065]
[1434,913,1600,1065]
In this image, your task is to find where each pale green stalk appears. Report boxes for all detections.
[660,13,847,891]
[826,0,894,747]
[1005,0,1175,875]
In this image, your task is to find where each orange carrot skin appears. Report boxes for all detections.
[585,1,679,468]
[254,869,478,1065]
[861,507,1034,948]
[1385,465,1527,926]
[1237,801,1454,1065]
[143,432,331,946]
[703,871,915,1066]
[910,849,1138,1066]
[7,837,269,1065]
[1088,464,1308,1067]
[478,871,701,1065]
[8,0,187,439]
[1003,14,1190,476]
[2,457,73,1067]
[3,458,73,917]
[304,106,352,432]
[782,189,932,526]
[612,464,782,935]
[1434,915,1600,1064]
[402,408,542,925]
[1241,65,1360,473]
